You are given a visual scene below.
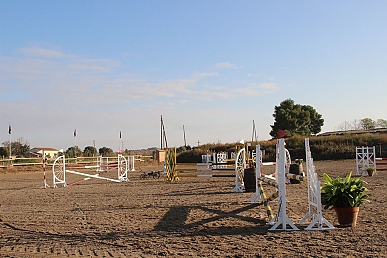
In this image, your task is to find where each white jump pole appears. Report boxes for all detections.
[66,170,121,182]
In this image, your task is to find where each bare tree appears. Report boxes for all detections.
[336,121,354,131]
[351,119,361,130]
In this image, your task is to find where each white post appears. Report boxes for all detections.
[299,138,335,230]
[248,144,262,203]
[268,138,298,231]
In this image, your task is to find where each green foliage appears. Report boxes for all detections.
[0,147,7,157]
[360,118,376,130]
[65,146,82,158]
[270,99,324,138]
[83,146,98,157]
[320,172,371,209]
[2,138,30,157]
[366,166,376,173]
[176,145,192,154]
[99,146,114,156]
[176,148,207,163]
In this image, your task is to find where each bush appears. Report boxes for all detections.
[176,133,387,163]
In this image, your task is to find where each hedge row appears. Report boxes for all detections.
[176,133,387,163]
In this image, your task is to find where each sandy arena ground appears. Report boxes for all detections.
[0,159,386,257]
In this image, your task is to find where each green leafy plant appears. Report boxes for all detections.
[366,166,376,174]
[321,171,371,210]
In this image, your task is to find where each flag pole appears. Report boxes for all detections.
[8,124,12,165]
[120,131,123,153]
[74,129,77,160]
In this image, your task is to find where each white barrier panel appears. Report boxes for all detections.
[52,155,129,188]
[356,146,376,176]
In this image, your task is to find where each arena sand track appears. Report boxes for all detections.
[0,160,386,257]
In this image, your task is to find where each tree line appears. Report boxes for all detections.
[0,138,122,158]
[336,118,387,131]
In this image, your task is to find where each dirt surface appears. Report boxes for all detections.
[0,160,386,257]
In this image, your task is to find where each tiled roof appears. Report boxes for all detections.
[30,147,59,152]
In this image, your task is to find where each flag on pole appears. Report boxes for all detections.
[74,129,77,137]
[278,129,287,139]
[120,131,122,138]
[8,124,12,134]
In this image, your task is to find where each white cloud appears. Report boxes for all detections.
[213,62,243,70]
[232,83,278,96]
[192,72,218,79]
[18,46,68,59]
[67,59,121,73]
[0,46,286,149]
[1,46,280,116]
[259,83,278,90]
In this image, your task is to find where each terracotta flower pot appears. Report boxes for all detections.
[334,207,360,227]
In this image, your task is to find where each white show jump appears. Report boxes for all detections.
[356,146,377,176]
[52,154,129,187]
[248,138,334,231]
[233,144,290,194]
[231,147,246,193]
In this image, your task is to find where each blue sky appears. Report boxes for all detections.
[1,1,387,151]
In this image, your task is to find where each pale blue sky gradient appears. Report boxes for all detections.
[1,1,387,150]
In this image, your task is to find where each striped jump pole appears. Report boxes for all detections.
[374,157,387,172]
[285,173,307,182]
[258,176,278,188]
[249,145,278,202]
[257,181,275,221]
[42,154,50,189]
[67,177,91,187]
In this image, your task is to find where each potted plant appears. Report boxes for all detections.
[365,166,376,177]
[321,171,371,227]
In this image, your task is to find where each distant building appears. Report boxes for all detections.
[30,147,61,158]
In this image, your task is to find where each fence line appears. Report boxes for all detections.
[0,155,143,168]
